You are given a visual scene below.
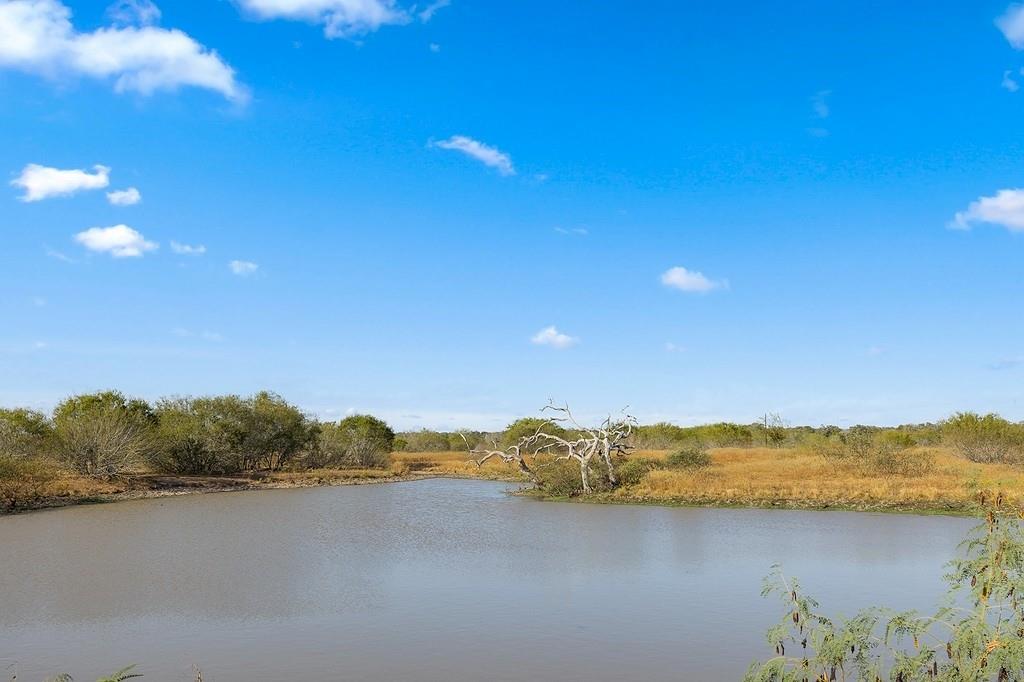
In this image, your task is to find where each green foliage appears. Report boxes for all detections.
[811,430,936,477]
[52,391,155,477]
[0,407,53,458]
[632,422,754,449]
[536,460,612,497]
[502,418,566,449]
[942,412,1024,464]
[615,457,664,486]
[316,414,395,468]
[0,456,57,510]
[666,444,712,470]
[397,429,452,452]
[746,492,1024,681]
[151,393,317,474]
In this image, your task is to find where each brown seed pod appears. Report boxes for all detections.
[947,642,952,658]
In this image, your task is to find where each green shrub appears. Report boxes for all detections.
[746,494,1024,680]
[536,460,612,496]
[0,408,53,458]
[942,411,1024,464]
[666,445,712,470]
[615,457,663,486]
[315,414,394,468]
[53,391,155,478]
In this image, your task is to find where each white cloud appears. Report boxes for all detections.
[31,296,46,306]
[0,0,245,101]
[1003,69,1021,92]
[106,186,141,205]
[950,188,1024,231]
[811,89,830,118]
[997,4,1024,48]
[106,0,161,26]
[554,226,588,236]
[11,163,109,201]
[428,42,440,52]
[664,342,685,353]
[866,345,885,357]
[229,259,258,275]
[432,135,515,175]
[660,266,725,293]
[170,240,206,255]
[234,0,410,38]
[418,0,449,22]
[530,325,578,349]
[74,224,158,257]
[44,245,74,262]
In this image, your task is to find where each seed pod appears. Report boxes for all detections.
[933,661,938,676]
[913,634,919,648]
[829,665,835,681]
[793,611,800,624]
[801,638,807,649]
[947,642,952,658]
[781,643,785,656]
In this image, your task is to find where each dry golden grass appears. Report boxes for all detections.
[391,450,521,479]
[611,446,1024,513]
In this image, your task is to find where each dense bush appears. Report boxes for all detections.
[315,414,394,468]
[615,457,664,486]
[0,408,53,458]
[666,444,712,470]
[150,393,317,474]
[501,417,567,449]
[52,391,155,477]
[941,411,1024,464]
[536,460,613,496]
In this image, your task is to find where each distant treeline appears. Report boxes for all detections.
[4,391,1024,483]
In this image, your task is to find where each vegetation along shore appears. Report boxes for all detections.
[3,390,1024,515]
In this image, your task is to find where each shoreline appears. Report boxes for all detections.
[1,468,986,518]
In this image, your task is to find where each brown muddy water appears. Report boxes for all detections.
[0,478,974,681]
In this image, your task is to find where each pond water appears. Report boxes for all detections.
[0,479,975,681]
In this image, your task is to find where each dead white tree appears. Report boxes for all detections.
[461,431,542,483]
[537,401,636,493]
[464,402,636,494]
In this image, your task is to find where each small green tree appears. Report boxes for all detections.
[318,414,395,468]
[501,417,567,449]
[0,407,53,458]
[942,412,1024,464]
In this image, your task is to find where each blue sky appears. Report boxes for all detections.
[2,0,1024,429]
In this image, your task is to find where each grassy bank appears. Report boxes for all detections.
[4,447,1023,516]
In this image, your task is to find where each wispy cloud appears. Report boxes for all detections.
[418,0,449,22]
[950,188,1024,231]
[530,325,579,349]
[44,245,75,263]
[1003,69,1021,92]
[106,0,161,26]
[74,224,158,257]
[990,356,1024,370]
[106,187,141,205]
[554,226,588,236]
[0,0,245,101]
[432,135,515,175]
[233,0,410,39]
[229,259,258,275]
[428,42,440,52]
[11,163,109,201]
[170,241,206,255]
[866,345,885,357]
[664,342,685,353]
[660,266,726,293]
[997,3,1024,48]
